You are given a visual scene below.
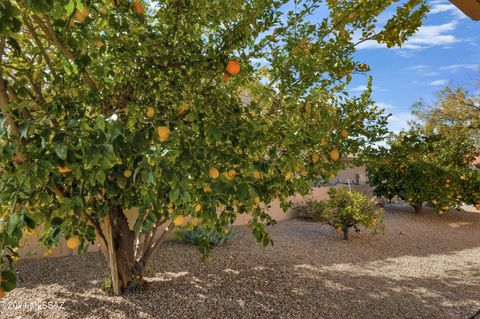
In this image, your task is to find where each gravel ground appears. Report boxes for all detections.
[2,206,480,319]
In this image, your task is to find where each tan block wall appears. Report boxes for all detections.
[16,183,372,259]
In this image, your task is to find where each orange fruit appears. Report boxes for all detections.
[209,167,220,179]
[335,227,342,233]
[131,0,143,14]
[157,126,170,142]
[146,107,155,118]
[226,60,241,76]
[0,287,5,299]
[223,73,231,82]
[340,130,349,139]
[67,236,80,250]
[284,171,293,182]
[312,153,320,163]
[254,196,261,205]
[58,166,71,174]
[124,169,132,178]
[330,149,340,161]
[96,41,105,48]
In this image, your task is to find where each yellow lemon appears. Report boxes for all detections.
[173,215,185,226]
[209,167,220,179]
[340,130,349,139]
[253,171,262,179]
[312,153,319,163]
[284,172,293,182]
[254,196,261,205]
[67,236,80,250]
[194,203,202,213]
[96,41,105,48]
[146,107,155,118]
[203,185,212,193]
[330,149,340,161]
[157,126,170,142]
[124,169,132,178]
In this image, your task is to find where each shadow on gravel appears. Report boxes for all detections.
[4,206,480,318]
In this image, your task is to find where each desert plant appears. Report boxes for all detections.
[180,224,236,251]
[295,197,327,222]
[324,186,384,240]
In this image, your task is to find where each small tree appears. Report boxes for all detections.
[324,186,384,240]
[0,0,428,295]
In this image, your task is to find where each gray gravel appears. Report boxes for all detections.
[2,206,480,319]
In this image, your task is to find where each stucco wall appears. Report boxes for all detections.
[16,182,371,259]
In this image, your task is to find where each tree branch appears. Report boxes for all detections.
[31,14,98,91]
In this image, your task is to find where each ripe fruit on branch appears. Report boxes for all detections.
[58,166,71,174]
[124,169,132,178]
[157,126,170,142]
[131,1,143,14]
[146,107,155,118]
[340,130,349,139]
[67,236,80,250]
[330,148,340,161]
[226,60,241,76]
[209,167,220,179]
[74,7,90,23]
[173,215,185,226]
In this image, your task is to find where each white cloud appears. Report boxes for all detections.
[350,85,369,92]
[407,65,428,70]
[376,102,394,110]
[429,1,467,19]
[357,22,459,51]
[430,79,448,86]
[388,111,416,134]
[439,64,478,72]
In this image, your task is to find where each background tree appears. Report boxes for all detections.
[413,85,480,146]
[0,0,428,295]
[367,129,479,214]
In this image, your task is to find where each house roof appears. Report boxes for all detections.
[450,0,480,20]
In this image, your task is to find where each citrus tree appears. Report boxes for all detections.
[367,130,479,213]
[0,0,428,295]
[324,186,384,240]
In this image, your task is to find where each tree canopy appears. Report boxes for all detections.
[0,0,428,295]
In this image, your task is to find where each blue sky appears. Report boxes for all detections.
[351,0,479,133]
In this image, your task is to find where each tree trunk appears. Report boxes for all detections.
[413,205,423,214]
[101,206,139,295]
[343,228,349,240]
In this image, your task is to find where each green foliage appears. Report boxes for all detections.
[294,197,326,222]
[0,0,428,292]
[323,186,384,240]
[367,130,480,213]
[179,224,237,251]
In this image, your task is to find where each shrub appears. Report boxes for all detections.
[179,224,236,250]
[295,197,327,222]
[324,186,384,240]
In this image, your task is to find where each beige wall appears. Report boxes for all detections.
[16,181,372,259]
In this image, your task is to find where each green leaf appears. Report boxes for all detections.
[1,270,17,292]
[169,188,180,204]
[55,144,68,160]
[95,170,106,185]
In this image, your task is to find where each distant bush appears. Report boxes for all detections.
[295,197,327,222]
[324,186,384,240]
[179,224,237,248]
